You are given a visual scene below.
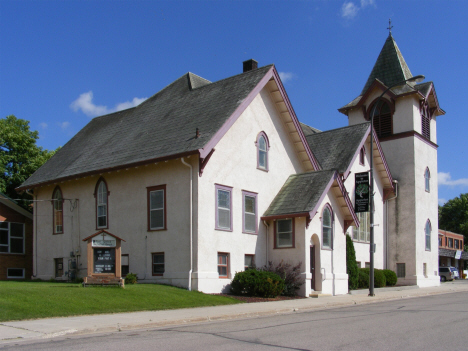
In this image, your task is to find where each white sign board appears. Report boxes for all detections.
[92,233,116,247]
[455,250,462,260]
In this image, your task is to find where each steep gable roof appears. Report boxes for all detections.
[300,122,321,137]
[303,122,370,174]
[262,170,358,227]
[361,34,413,95]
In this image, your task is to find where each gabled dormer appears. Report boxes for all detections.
[338,34,444,146]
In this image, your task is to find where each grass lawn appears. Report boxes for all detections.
[0,281,242,322]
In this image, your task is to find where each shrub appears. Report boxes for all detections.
[358,268,369,289]
[125,273,138,284]
[358,268,386,288]
[261,260,304,296]
[231,269,285,298]
[383,269,397,286]
[374,269,386,288]
[346,235,359,290]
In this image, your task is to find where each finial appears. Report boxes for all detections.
[387,18,393,35]
[195,128,200,139]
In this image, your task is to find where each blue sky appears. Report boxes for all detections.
[1,0,467,204]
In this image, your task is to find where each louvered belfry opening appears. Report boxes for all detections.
[371,100,392,138]
[421,102,431,140]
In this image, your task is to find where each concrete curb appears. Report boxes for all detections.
[1,282,467,345]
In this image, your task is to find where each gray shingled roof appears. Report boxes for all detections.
[439,248,468,260]
[300,122,321,137]
[414,81,433,97]
[303,122,370,174]
[20,65,273,189]
[361,34,413,95]
[262,170,335,217]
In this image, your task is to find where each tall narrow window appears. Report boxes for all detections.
[256,132,269,171]
[218,252,229,278]
[242,191,257,234]
[359,146,365,165]
[370,99,392,138]
[147,185,166,231]
[275,218,294,248]
[396,263,406,278]
[215,184,232,231]
[322,206,333,249]
[421,102,431,140]
[96,179,108,228]
[425,168,430,192]
[425,220,431,251]
[352,212,370,243]
[52,187,63,234]
[244,254,255,270]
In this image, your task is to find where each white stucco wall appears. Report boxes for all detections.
[194,87,307,293]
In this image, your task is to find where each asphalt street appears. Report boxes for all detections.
[3,290,467,351]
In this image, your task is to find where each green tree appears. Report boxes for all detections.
[439,193,468,248]
[0,115,57,210]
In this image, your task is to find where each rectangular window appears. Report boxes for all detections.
[438,237,442,247]
[352,212,370,243]
[0,222,25,254]
[244,254,255,270]
[423,263,427,277]
[147,185,166,231]
[152,252,164,276]
[215,184,232,231]
[242,191,257,234]
[396,263,405,278]
[7,268,25,279]
[55,258,63,278]
[275,219,294,248]
[356,261,361,268]
[365,262,370,269]
[121,254,129,276]
[448,238,453,248]
[218,252,229,278]
[455,240,459,249]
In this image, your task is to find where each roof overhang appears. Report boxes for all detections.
[0,194,33,219]
[82,229,126,242]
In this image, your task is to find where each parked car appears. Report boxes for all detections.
[439,267,454,282]
[451,267,459,279]
[463,270,468,279]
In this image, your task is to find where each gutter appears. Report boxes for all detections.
[181,157,193,291]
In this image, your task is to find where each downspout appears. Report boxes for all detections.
[263,220,269,264]
[181,158,193,291]
[26,189,37,278]
[385,180,398,270]
[331,214,335,296]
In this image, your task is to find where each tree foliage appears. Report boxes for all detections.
[439,193,468,249]
[346,234,359,290]
[0,115,57,210]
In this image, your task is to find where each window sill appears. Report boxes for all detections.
[242,231,258,235]
[53,233,64,235]
[274,246,295,249]
[256,167,269,173]
[148,228,167,232]
[215,227,233,232]
[0,252,26,255]
[152,274,164,277]
[321,247,333,251]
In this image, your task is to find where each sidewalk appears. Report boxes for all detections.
[1,281,467,345]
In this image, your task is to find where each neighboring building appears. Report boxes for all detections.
[0,193,33,280]
[438,229,467,276]
[339,33,444,287]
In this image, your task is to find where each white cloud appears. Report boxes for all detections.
[341,2,359,19]
[59,122,70,130]
[438,172,468,187]
[278,72,294,83]
[39,122,48,129]
[438,198,447,206]
[70,91,147,118]
[341,0,375,19]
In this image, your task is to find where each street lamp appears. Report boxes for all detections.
[368,74,425,296]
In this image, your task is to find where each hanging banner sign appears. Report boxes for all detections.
[455,250,462,260]
[355,172,370,213]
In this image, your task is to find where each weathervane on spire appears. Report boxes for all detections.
[387,19,393,35]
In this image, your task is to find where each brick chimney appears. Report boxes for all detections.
[243,59,258,73]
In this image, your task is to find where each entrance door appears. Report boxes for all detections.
[310,246,315,290]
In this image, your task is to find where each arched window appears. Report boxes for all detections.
[52,187,63,234]
[425,168,430,192]
[95,178,108,229]
[359,146,365,165]
[322,205,333,249]
[256,132,269,171]
[370,99,392,138]
[425,220,431,251]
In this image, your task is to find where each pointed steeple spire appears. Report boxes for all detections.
[361,34,413,95]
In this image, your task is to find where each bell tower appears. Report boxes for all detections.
[338,33,444,287]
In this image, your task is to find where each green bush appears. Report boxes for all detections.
[125,273,138,284]
[231,269,285,298]
[346,235,359,290]
[358,268,369,289]
[383,269,397,286]
[357,268,386,288]
[261,261,304,296]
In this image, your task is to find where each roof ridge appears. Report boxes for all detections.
[203,64,274,89]
[305,121,370,137]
